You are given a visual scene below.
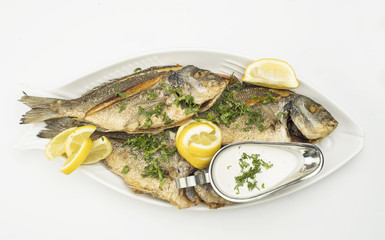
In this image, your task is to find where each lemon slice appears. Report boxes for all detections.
[45,127,77,160]
[65,125,96,157]
[176,120,222,169]
[82,136,113,165]
[60,137,93,175]
[241,58,299,89]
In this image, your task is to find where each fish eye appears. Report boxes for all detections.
[193,70,208,79]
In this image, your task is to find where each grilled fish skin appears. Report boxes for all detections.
[20,65,228,133]
[202,84,338,145]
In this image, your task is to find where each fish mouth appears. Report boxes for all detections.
[286,117,309,142]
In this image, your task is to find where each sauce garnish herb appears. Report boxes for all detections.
[234,152,273,194]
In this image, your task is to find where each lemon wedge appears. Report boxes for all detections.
[82,136,113,165]
[65,125,96,157]
[176,120,222,169]
[45,127,77,160]
[60,137,93,175]
[241,58,299,89]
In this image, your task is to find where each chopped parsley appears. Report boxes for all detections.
[114,86,128,99]
[233,152,273,194]
[146,89,157,100]
[162,113,174,125]
[117,102,127,113]
[160,82,199,115]
[121,165,130,174]
[173,95,199,115]
[229,72,235,85]
[202,86,264,131]
[277,111,287,121]
[123,132,176,188]
[137,103,173,129]
[263,92,276,104]
[114,86,130,113]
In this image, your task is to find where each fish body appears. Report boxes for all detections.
[39,118,197,209]
[20,65,228,133]
[202,83,338,145]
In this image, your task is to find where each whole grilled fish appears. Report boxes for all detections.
[38,118,198,209]
[201,83,338,144]
[20,65,228,133]
[191,84,339,207]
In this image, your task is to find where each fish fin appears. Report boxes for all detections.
[37,129,59,139]
[80,65,182,98]
[19,95,63,124]
[36,118,78,138]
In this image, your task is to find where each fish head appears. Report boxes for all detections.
[168,65,228,107]
[288,95,338,142]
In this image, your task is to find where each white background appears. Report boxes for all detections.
[1,0,384,239]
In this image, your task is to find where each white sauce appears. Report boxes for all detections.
[210,143,303,199]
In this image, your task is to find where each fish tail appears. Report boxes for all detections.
[36,118,76,138]
[19,94,64,124]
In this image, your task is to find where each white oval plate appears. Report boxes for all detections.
[17,49,364,210]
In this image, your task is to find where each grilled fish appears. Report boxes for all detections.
[30,70,338,209]
[190,84,339,207]
[201,83,338,144]
[38,118,198,209]
[20,65,228,133]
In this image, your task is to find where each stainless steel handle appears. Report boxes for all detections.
[175,170,210,189]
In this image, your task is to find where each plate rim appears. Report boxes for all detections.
[19,48,365,210]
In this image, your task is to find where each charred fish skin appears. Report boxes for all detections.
[20,65,228,133]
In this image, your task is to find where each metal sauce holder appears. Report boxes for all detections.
[175,141,324,203]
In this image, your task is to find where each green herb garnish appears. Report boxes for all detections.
[117,102,127,113]
[277,111,287,121]
[264,92,276,104]
[146,89,157,100]
[114,86,128,99]
[134,67,142,73]
[121,165,130,174]
[123,132,176,188]
[229,72,235,85]
[202,86,264,131]
[137,103,169,129]
[233,152,273,194]
[173,95,199,115]
[162,113,174,125]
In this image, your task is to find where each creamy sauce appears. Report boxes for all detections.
[210,143,303,199]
